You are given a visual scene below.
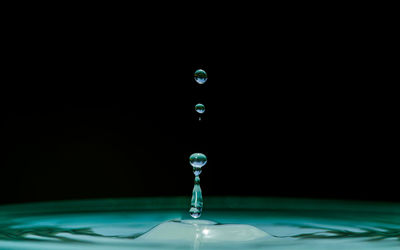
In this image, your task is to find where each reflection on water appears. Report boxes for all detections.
[0,197,399,249]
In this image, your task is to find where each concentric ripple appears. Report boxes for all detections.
[0,197,399,249]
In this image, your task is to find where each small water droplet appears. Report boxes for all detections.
[189,153,207,169]
[189,207,202,219]
[195,103,205,114]
[194,69,207,84]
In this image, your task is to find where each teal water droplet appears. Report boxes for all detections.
[190,153,207,176]
[194,69,207,84]
[189,176,203,218]
[195,103,205,114]
[189,153,207,168]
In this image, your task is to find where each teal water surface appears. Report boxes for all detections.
[0,197,399,249]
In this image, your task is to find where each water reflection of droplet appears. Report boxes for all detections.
[194,69,207,84]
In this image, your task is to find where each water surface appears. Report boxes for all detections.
[0,197,399,249]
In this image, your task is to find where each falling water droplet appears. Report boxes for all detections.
[189,153,207,168]
[195,103,205,122]
[189,153,207,176]
[195,103,205,114]
[194,69,207,84]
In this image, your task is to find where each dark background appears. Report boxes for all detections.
[0,13,396,205]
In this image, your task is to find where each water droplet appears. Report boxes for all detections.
[189,207,202,219]
[194,69,207,84]
[189,153,207,169]
[195,103,205,114]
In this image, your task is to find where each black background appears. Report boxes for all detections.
[0,12,396,205]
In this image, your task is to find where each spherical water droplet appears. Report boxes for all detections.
[194,69,207,84]
[189,153,207,168]
[189,207,202,218]
[195,103,205,114]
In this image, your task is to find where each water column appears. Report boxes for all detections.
[189,153,207,218]
[189,69,208,218]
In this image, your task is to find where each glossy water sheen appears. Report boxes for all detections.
[0,197,399,249]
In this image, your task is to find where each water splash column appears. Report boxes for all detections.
[189,69,208,219]
[189,153,207,218]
